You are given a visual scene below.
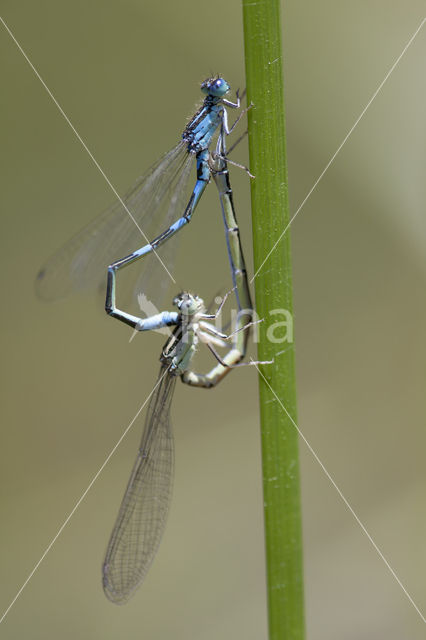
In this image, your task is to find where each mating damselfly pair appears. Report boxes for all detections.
[37,76,268,604]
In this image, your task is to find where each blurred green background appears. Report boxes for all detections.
[1,1,425,638]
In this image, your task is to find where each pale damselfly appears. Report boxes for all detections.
[102,154,267,603]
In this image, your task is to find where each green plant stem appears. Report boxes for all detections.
[242,2,305,639]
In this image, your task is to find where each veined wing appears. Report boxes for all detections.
[36,142,194,303]
[102,366,177,604]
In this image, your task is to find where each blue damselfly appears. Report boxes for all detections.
[36,77,244,305]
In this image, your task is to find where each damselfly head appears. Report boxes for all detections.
[173,292,205,316]
[201,76,230,98]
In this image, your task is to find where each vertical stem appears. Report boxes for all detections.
[242,2,305,639]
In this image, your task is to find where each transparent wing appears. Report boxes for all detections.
[102,366,177,604]
[36,142,194,305]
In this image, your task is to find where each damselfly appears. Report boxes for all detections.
[102,155,267,603]
[36,76,244,305]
